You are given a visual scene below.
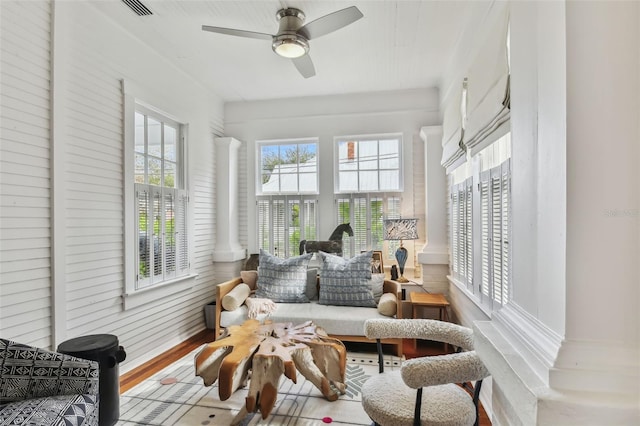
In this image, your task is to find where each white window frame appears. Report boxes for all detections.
[257,195,318,258]
[256,138,319,195]
[134,107,190,286]
[122,80,194,310]
[334,134,403,193]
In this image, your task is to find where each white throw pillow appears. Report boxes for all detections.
[377,292,397,317]
[222,283,251,311]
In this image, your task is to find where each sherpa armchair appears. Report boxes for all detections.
[362,319,490,426]
[0,339,100,426]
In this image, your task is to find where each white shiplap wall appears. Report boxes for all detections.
[55,1,223,369]
[0,0,53,348]
[1,0,225,370]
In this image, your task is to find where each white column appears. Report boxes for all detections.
[212,137,245,262]
[417,126,448,264]
[416,126,449,294]
[551,0,639,397]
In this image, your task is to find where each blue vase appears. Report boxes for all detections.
[395,246,408,276]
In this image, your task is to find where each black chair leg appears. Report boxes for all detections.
[413,387,423,426]
[376,339,384,374]
[473,380,484,426]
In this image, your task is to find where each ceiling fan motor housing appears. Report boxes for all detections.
[272,8,309,58]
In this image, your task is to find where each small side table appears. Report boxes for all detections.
[410,292,450,322]
[409,292,450,350]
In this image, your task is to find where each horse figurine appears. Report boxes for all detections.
[299,223,354,256]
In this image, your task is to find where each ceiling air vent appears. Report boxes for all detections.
[122,0,152,16]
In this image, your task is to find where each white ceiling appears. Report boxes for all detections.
[93,0,488,102]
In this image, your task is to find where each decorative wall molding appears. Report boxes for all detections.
[417,250,449,265]
[551,338,640,395]
[492,303,563,386]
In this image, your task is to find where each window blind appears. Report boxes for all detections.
[463,3,511,156]
[479,159,511,308]
[441,84,466,173]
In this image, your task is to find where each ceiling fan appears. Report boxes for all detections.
[202,6,363,78]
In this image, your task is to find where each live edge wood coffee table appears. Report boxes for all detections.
[195,319,347,425]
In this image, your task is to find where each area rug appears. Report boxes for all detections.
[116,347,403,425]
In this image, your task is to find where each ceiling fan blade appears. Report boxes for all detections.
[202,25,273,41]
[292,55,316,78]
[297,6,363,40]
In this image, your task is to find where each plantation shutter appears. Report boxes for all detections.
[164,190,176,279]
[499,161,511,305]
[480,173,491,299]
[451,188,460,277]
[336,197,352,257]
[151,187,163,282]
[354,197,368,254]
[258,196,317,257]
[136,185,151,286]
[491,168,503,304]
[464,178,473,288]
[457,185,466,279]
[176,190,189,275]
[479,159,511,308]
[272,199,286,258]
[369,196,384,249]
[287,199,301,258]
[258,200,270,252]
[303,199,317,242]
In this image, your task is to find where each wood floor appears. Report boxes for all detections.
[119,331,491,425]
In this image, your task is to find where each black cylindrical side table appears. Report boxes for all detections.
[58,334,126,426]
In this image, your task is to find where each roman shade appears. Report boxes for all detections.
[441,82,467,173]
[463,3,510,156]
[441,2,510,171]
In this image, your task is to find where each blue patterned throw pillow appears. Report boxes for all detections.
[255,250,313,303]
[318,251,376,307]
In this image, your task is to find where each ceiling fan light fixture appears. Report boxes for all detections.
[272,35,309,58]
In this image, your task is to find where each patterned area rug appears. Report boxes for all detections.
[116,347,402,425]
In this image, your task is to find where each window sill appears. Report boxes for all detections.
[123,274,198,310]
[447,275,493,318]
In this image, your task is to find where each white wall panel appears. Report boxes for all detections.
[0,0,52,348]
[51,1,224,370]
[1,0,223,370]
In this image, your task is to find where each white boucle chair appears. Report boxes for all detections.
[362,319,489,426]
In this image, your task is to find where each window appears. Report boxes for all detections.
[336,194,400,259]
[448,132,511,311]
[257,196,317,258]
[335,134,402,193]
[134,107,188,289]
[256,139,319,258]
[257,139,318,194]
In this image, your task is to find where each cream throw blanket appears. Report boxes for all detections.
[245,297,277,319]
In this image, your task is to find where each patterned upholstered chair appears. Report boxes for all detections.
[0,339,100,426]
[362,319,489,426]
